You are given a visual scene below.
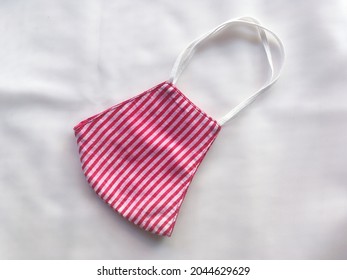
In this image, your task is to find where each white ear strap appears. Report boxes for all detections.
[168,17,285,126]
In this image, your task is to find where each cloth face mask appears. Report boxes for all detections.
[73,17,285,237]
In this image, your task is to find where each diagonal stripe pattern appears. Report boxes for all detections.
[74,82,221,236]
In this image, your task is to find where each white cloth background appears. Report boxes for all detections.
[0,0,346,259]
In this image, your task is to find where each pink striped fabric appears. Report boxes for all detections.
[73,82,221,236]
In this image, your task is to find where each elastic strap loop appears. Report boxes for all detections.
[168,17,285,125]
